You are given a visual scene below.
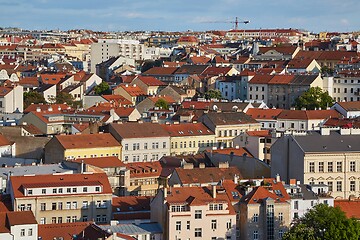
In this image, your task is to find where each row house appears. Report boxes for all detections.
[161,122,216,156]
[131,76,167,96]
[245,108,283,130]
[9,172,113,225]
[108,122,170,163]
[249,74,323,109]
[271,129,360,199]
[151,185,237,240]
[44,133,121,164]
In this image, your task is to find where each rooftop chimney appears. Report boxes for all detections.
[212,184,217,198]
[276,174,281,183]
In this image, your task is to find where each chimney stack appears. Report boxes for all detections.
[212,184,217,198]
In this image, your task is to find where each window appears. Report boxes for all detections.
[96,201,101,208]
[226,219,232,229]
[328,181,333,192]
[28,189,33,195]
[125,144,128,150]
[28,228,33,236]
[42,189,46,194]
[72,201,77,209]
[53,188,57,194]
[40,218,46,224]
[101,215,107,222]
[66,202,71,209]
[67,188,71,193]
[41,203,46,211]
[52,217,57,223]
[176,221,181,231]
[83,187,88,192]
[309,162,315,172]
[163,142,166,148]
[318,162,324,172]
[52,202,57,210]
[279,212,283,222]
[95,187,100,192]
[294,201,298,210]
[59,188,63,193]
[133,143,139,150]
[20,229,25,237]
[72,187,77,193]
[58,217,62,223]
[350,161,356,172]
[211,219,217,230]
[195,210,202,219]
[337,162,342,172]
[279,230,284,238]
[83,201,88,209]
[72,216,77,222]
[66,216,71,223]
[19,204,25,211]
[337,181,342,192]
[328,162,333,172]
[195,228,202,237]
[187,221,190,230]
[26,204,31,211]
[144,143,148,149]
[350,181,356,191]
[253,213,258,222]
[253,230,259,240]
[83,216,88,222]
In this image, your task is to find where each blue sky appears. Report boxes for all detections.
[0,0,359,32]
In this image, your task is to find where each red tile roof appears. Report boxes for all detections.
[125,161,162,178]
[142,66,178,75]
[202,66,232,76]
[248,74,273,84]
[148,95,176,104]
[71,156,125,168]
[334,200,360,219]
[40,73,67,85]
[165,186,236,215]
[110,122,170,138]
[24,103,71,113]
[247,130,271,137]
[178,36,199,43]
[210,148,253,158]
[0,87,13,96]
[161,122,214,137]
[0,134,12,147]
[112,196,151,212]
[54,133,120,149]
[336,101,360,111]
[246,108,283,120]
[116,84,147,96]
[277,109,341,120]
[174,166,241,185]
[190,56,211,64]
[38,222,91,240]
[10,173,112,198]
[135,76,166,86]
[102,94,133,106]
[268,75,294,85]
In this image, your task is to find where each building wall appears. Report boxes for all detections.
[13,194,112,225]
[10,224,38,240]
[44,137,65,164]
[170,134,216,156]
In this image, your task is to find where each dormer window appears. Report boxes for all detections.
[53,189,57,194]
[28,189,33,195]
[42,189,46,194]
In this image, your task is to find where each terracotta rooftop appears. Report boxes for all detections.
[210,147,253,158]
[125,161,162,178]
[135,76,166,86]
[116,84,147,96]
[142,66,178,75]
[277,109,341,120]
[203,112,258,125]
[10,172,112,199]
[247,130,271,137]
[24,103,71,113]
[248,74,273,84]
[112,196,151,212]
[336,101,360,111]
[161,122,214,137]
[54,133,120,149]
[165,186,236,214]
[174,166,241,185]
[110,122,170,139]
[38,222,92,240]
[0,211,36,234]
[246,108,283,120]
[0,134,12,147]
[334,200,360,219]
[190,56,211,64]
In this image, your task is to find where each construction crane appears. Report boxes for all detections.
[202,17,250,30]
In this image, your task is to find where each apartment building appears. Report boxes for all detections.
[0,211,38,240]
[239,178,291,240]
[271,129,360,199]
[9,172,112,225]
[199,111,261,148]
[151,185,237,240]
[108,122,170,163]
[0,85,23,113]
[330,72,360,102]
[44,133,122,163]
[161,122,216,156]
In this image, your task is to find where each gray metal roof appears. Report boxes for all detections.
[101,223,162,235]
[293,131,360,153]
[0,162,76,179]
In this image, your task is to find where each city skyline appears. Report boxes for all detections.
[0,0,359,32]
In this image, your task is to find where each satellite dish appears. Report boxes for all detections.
[213,105,218,111]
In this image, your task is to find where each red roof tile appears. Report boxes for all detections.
[55,133,120,149]
[334,200,360,219]
[72,156,125,168]
[125,161,162,178]
[277,109,341,120]
[246,108,283,120]
[161,122,214,137]
[135,76,166,86]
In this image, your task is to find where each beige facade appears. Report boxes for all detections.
[151,186,237,240]
[9,173,113,225]
[240,198,291,240]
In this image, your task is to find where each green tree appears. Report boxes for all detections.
[53,92,82,108]
[204,89,222,100]
[283,204,360,240]
[321,66,334,75]
[23,91,46,109]
[94,82,111,95]
[155,98,169,110]
[294,87,334,110]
